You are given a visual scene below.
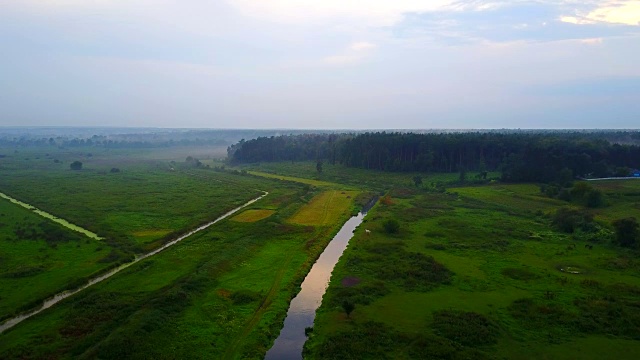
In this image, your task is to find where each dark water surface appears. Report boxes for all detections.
[265,200,374,360]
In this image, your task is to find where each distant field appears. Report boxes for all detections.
[231,209,275,222]
[288,190,359,226]
[0,147,263,251]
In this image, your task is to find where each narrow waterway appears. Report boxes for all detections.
[0,191,102,239]
[265,200,374,360]
[0,191,268,334]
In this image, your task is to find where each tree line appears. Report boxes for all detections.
[228,132,640,183]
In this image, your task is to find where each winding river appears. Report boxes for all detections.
[265,199,375,360]
[0,191,268,334]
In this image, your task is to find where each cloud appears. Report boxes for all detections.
[227,0,457,27]
[585,1,640,26]
[561,1,640,26]
[323,41,377,65]
[350,41,377,51]
[580,37,604,45]
[395,2,640,45]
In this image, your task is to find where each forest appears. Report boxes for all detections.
[228,132,640,183]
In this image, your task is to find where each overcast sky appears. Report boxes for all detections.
[1,1,639,129]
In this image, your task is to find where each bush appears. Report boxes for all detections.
[383,219,400,234]
[230,289,262,305]
[431,310,499,347]
[586,189,605,208]
[551,207,594,233]
[612,217,639,248]
[70,161,83,170]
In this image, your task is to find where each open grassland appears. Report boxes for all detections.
[0,181,359,359]
[231,209,275,223]
[288,190,359,226]
[305,182,640,359]
[0,199,113,322]
[0,147,263,251]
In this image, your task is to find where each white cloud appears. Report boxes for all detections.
[561,1,640,26]
[323,41,377,65]
[350,41,377,51]
[227,0,457,27]
[586,1,640,26]
[580,37,604,45]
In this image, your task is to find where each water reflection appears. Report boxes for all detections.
[265,198,375,360]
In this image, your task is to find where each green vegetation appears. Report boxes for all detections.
[0,199,112,321]
[305,174,640,359]
[3,136,640,360]
[0,148,362,359]
[0,147,262,251]
[229,132,640,183]
[70,160,83,170]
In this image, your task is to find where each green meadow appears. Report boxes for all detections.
[0,199,113,321]
[0,147,262,251]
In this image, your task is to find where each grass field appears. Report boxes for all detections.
[231,209,276,223]
[0,147,263,251]
[0,199,113,321]
[305,181,640,359]
[288,190,359,226]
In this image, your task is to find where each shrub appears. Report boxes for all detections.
[431,310,499,347]
[230,289,262,305]
[612,217,639,248]
[69,161,83,170]
[383,219,400,234]
[551,207,594,233]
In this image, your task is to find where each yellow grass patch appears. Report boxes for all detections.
[247,171,337,187]
[231,209,275,223]
[288,190,358,226]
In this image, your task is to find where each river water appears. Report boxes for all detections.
[265,200,374,360]
[0,192,268,334]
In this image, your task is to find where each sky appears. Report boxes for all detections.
[0,0,639,129]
